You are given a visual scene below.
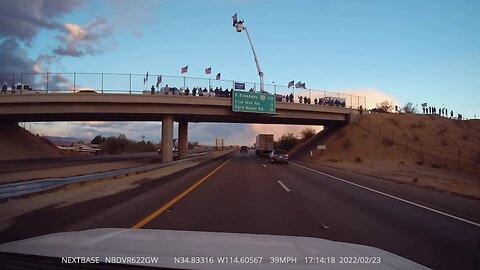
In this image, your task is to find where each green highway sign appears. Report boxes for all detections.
[232,90,276,114]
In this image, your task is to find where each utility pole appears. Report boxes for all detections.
[233,14,264,92]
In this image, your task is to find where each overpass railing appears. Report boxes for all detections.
[0,72,366,109]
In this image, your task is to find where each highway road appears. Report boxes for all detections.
[0,150,479,269]
[0,148,215,175]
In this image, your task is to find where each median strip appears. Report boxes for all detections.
[0,152,211,200]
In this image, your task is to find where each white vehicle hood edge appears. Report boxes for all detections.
[0,228,430,270]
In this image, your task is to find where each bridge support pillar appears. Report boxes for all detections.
[161,115,174,163]
[348,111,360,124]
[178,121,188,159]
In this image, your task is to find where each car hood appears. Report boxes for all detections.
[0,228,429,270]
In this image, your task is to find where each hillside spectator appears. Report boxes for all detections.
[450,110,453,118]
[422,107,425,114]
[445,109,448,117]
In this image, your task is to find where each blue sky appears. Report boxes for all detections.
[1,0,479,144]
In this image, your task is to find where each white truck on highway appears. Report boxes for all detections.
[255,134,274,156]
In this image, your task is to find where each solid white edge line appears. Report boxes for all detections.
[277,180,291,192]
[291,162,480,228]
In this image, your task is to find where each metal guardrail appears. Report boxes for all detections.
[0,72,367,109]
[0,152,210,200]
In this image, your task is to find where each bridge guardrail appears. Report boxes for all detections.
[0,72,366,109]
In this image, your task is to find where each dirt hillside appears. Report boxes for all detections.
[0,124,64,161]
[306,113,480,198]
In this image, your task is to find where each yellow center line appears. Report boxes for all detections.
[131,156,234,229]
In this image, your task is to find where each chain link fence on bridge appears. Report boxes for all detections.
[0,72,366,109]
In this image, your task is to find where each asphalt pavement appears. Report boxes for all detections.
[0,150,479,270]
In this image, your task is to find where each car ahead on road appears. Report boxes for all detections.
[268,149,289,164]
[240,146,248,153]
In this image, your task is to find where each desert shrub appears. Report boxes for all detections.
[437,125,448,135]
[412,133,420,141]
[460,134,469,141]
[336,130,346,139]
[387,118,400,126]
[430,162,442,169]
[99,134,155,154]
[354,157,363,163]
[402,102,418,113]
[275,133,299,151]
[381,137,394,146]
[412,178,419,182]
[441,139,448,146]
[300,128,316,141]
[342,138,352,149]
[415,160,424,166]
[375,100,394,113]
[409,122,425,129]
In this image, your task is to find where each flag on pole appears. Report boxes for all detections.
[144,72,148,84]
[301,83,306,89]
[181,66,188,74]
[156,75,162,87]
[288,80,294,88]
[295,81,302,88]
[421,103,427,108]
[216,73,221,80]
[205,67,211,75]
[232,13,237,26]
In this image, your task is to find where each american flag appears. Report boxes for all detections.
[232,13,237,26]
[301,83,306,89]
[288,80,294,88]
[144,72,148,84]
[295,81,302,88]
[216,73,221,80]
[181,66,188,74]
[205,67,211,75]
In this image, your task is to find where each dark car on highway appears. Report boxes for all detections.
[268,149,289,164]
[240,146,248,153]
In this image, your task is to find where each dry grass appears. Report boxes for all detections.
[382,137,394,146]
[437,125,448,135]
[342,138,352,149]
[387,118,400,126]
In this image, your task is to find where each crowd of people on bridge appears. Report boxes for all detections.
[421,105,463,120]
[150,84,348,108]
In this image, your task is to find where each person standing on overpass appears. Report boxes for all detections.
[151,85,155,94]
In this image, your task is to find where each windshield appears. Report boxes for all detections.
[0,1,479,270]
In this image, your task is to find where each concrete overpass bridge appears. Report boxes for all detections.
[0,93,361,163]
